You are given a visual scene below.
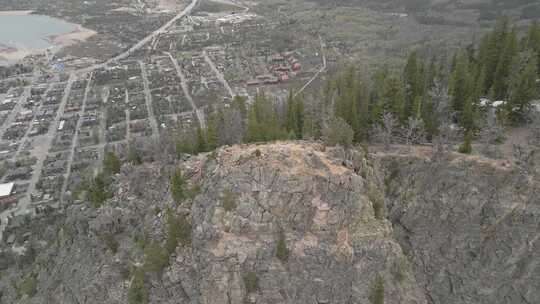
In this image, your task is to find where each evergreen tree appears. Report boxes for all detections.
[449,52,472,119]
[458,131,473,154]
[525,21,540,73]
[195,126,207,153]
[232,95,247,120]
[104,151,121,175]
[482,17,510,94]
[171,169,186,203]
[89,174,108,208]
[381,74,406,122]
[403,51,425,118]
[205,112,219,151]
[491,27,518,100]
[508,51,539,123]
[128,147,142,165]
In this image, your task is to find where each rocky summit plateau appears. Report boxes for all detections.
[0,142,538,304]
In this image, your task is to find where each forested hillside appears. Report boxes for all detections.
[170,18,540,156]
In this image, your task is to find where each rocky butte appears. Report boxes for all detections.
[0,142,538,303]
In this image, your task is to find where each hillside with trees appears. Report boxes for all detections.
[173,18,539,156]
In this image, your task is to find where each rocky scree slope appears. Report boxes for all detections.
[0,142,539,304]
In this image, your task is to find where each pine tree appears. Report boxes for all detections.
[458,131,473,154]
[195,126,207,153]
[104,151,121,175]
[233,95,247,120]
[449,52,472,117]
[403,51,425,119]
[205,112,219,151]
[482,17,510,93]
[381,74,406,122]
[508,51,539,123]
[526,20,540,73]
[246,106,261,143]
[491,27,518,100]
[171,168,186,203]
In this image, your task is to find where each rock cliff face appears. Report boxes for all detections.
[0,142,538,304]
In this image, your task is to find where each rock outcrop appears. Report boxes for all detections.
[0,142,538,304]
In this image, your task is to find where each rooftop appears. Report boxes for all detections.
[0,182,15,197]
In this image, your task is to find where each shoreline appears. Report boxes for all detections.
[0,10,33,16]
[0,12,97,64]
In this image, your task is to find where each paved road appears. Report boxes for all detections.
[203,50,235,98]
[76,0,200,75]
[0,74,38,140]
[295,36,327,98]
[0,74,77,241]
[21,74,77,211]
[139,61,160,138]
[0,83,56,184]
[60,73,93,204]
[165,51,206,129]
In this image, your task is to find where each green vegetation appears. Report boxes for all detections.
[88,174,109,208]
[165,207,191,254]
[369,277,385,304]
[221,188,237,212]
[275,230,289,263]
[459,131,473,154]
[170,19,538,158]
[368,186,385,220]
[171,169,186,203]
[246,92,288,143]
[104,151,121,175]
[143,242,169,273]
[102,233,119,254]
[323,117,354,148]
[128,147,143,165]
[392,257,408,283]
[128,268,148,304]
[19,275,37,298]
[243,271,259,293]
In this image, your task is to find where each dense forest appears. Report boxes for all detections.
[174,18,540,155]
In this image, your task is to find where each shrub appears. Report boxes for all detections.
[391,256,407,283]
[368,186,385,220]
[128,268,148,304]
[244,271,259,293]
[187,184,201,199]
[165,208,192,254]
[222,188,237,212]
[369,277,385,304]
[275,230,289,263]
[143,243,169,273]
[102,233,119,254]
[322,117,354,148]
[128,148,142,165]
[171,169,186,203]
[104,151,121,175]
[20,276,37,297]
[88,174,109,208]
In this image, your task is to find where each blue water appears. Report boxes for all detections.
[0,14,76,49]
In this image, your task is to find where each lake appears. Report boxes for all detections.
[0,13,76,50]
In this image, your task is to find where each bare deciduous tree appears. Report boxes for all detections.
[432,121,453,159]
[372,112,397,150]
[528,112,540,146]
[400,117,426,145]
[513,144,533,181]
[478,111,504,158]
